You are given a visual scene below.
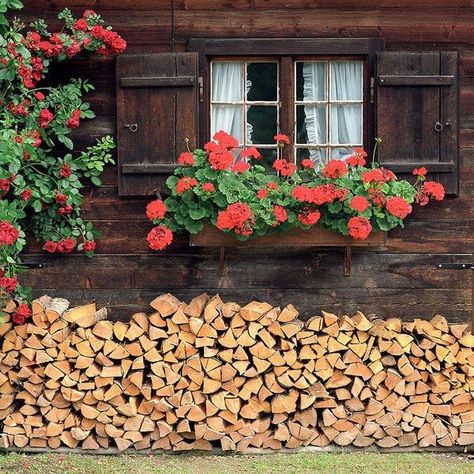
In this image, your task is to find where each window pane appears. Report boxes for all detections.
[296,147,327,166]
[330,61,362,101]
[246,106,277,144]
[330,104,362,144]
[331,147,356,160]
[211,105,243,143]
[247,63,278,102]
[211,62,243,102]
[296,105,326,145]
[296,62,327,101]
[258,148,278,171]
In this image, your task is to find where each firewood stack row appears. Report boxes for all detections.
[0,293,473,452]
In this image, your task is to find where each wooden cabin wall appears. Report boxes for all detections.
[18,1,474,322]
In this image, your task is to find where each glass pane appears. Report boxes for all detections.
[211,62,243,102]
[247,63,278,102]
[331,147,356,160]
[330,61,362,101]
[296,105,326,145]
[246,106,277,145]
[297,147,327,166]
[330,104,362,144]
[296,62,327,101]
[211,105,243,144]
[258,148,278,172]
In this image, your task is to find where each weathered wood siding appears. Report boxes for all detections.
[19,1,474,322]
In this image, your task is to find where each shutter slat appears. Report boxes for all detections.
[116,53,199,196]
[376,51,459,195]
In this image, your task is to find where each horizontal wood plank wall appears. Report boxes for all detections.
[19,2,474,321]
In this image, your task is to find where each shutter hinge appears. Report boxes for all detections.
[370,77,375,104]
[198,76,204,102]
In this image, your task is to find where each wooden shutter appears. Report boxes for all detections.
[376,51,459,194]
[116,53,199,196]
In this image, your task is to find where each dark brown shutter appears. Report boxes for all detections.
[376,51,459,194]
[116,53,199,196]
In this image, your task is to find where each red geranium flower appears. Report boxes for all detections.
[297,209,321,226]
[349,195,370,213]
[273,159,296,177]
[208,150,234,170]
[146,199,167,221]
[216,203,254,236]
[348,216,372,240]
[273,205,288,224]
[212,130,238,150]
[361,169,385,184]
[147,225,173,251]
[240,147,261,160]
[230,162,250,173]
[178,152,195,166]
[13,303,32,324]
[176,177,198,194]
[257,189,268,199]
[416,181,445,206]
[266,182,279,191]
[202,182,215,193]
[0,275,17,293]
[322,160,348,179]
[346,152,366,167]
[413,167,428,177]
[273,133,290,145]
[301,159,315,169]
[0,221,19,246]
[386,196,412,219]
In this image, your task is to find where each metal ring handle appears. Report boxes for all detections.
[124,123,138,133]
[434,121,443,132]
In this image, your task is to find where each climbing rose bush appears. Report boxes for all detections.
[0,2,125,320]
[145,131,445,251]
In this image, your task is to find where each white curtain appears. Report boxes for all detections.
[211,63,243,143]
[302,63,326,162]
[330,62,362,149]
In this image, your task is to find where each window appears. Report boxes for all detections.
[210,57,364,169]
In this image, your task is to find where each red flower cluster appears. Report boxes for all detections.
[273,159,296,177]
[83,240,97,252]
[361,169,384,184]
[57,238,76,253]
[322,160,348,179]
[212,130,239,150]
[348,216,372,240]
[386,196,412,219]
[38,108,53,128]
[349,195,370,213]
[0,221,19,246]
[66,109,81,129]
[292,184,339,206]
[147,225,173,250]
[346,148,367,167]
[60,163,72,178]
[274,134,290,145]
[413,167,427,177]
[202,182,215,193]
[12,303,32,325]
[297,208,321,226]
[216,202,254,236]
[20,189,32,201]
[416,181,445,206]
[205,131,238,171]
[90,25,127,56]
[240,147,261,160]
[231,162,250,173]
[273,205,288,224]
[146,199,167,221]
[368,187,386,208]
[301,159,315,169]
[176,176,198,194]
[257,188,268,199]
[0,273,17,293]
[178,152,194,166]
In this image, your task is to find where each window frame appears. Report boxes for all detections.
[189,38,384,161]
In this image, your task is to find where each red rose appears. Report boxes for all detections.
[58,205,73,215]
[16,303,31,319]
[349,195,370,213]
[178,152,194,166]
[322,160,348,179]
[20,189,32,201]
[273,205,288,224]
[273,159,296,177]
[44,240,57,253]
[240,147,261,160]
[273,133,290,145]
[83,9,97,17]
[66,41,81,58]
[34,92,45,100]
[0,179,10,193]
[413,167,428,177]
[60,164,72,178]
[147,225,173,251]
[13,313,26,325]
[55,193,68,205]
[348,216,372,240]
[83,240,96,252]
[38,108,53,128]
[146,199,167,221]
[202,182,215,193]
[57,238,76,253]
[66,109,81,129]
[0,221,19,246]
[386,196,412,219]
[301,159,315,169]
[230,162,250,173]
[73,18,88,31]
[257,189,268,199]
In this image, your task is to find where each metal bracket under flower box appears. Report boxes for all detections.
[189,226,387,277]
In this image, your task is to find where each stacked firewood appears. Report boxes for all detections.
[0,293,473,452]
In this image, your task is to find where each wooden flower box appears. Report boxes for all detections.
[190,226,387,276]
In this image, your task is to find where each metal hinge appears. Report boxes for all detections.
[198,76,204,102]
[370,77,375,104]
